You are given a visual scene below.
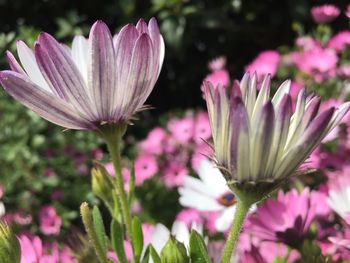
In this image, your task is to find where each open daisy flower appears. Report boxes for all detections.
[203,73,350,200]
[0,18,164,130]
[178,159,238,232]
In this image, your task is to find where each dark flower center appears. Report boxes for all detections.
[218,192,236,207]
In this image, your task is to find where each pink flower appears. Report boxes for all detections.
[51,190,64,200]
[39,205,62,236]
[203,56,230,88]
[0,185,3,199]
[92,148,104,160]
[346,4,350,19]
[295,36,320,51]
[193,112,211,144]
[176,208,203,228]
[168,116,194,144]
[327,31,350,52]
[139,127,167,155]
[191,143,213,170]
[320,228,350,261]
[134,155,158,184]
[19,235,43,263]
[338,64,350,78]
[311,4,340,23]
[162,161,188,187]
[292,47,338,82]
[14,211,33,225]
[204,70,230,88]
[43,168,56,177]
[248,189,315,248]
[245,50,280,81]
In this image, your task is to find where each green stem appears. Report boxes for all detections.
[102,126,135,261]
[220,200,251,263]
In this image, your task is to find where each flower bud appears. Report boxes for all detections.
[160,236,189,263]
[0,222,20,263]
[91,162,114,211]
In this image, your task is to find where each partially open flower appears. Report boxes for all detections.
[0,18,164,130]
[203,73,350,201]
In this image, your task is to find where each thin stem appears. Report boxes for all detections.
[221,200,251,263]
[103,129,135,260]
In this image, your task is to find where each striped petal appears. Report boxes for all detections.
[35,33,94,120]
[16,40,52,93]
[88,21,117,120]
[116,33,154,120]
[250,101,275,180]
[6,51,25,74]
[0,71,94,130]
[272,80,291,107]
[148,17,165,77]
[71,36,88,82]
[276,108,334,179]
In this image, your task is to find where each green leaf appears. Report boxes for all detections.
[132,216,144,261]
[111,219,127,263]
[142,245,161,263]
[189,230,211,263]
[92,206,107,255]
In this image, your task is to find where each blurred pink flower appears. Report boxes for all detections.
[338,64,350,78]
[168,116,194,144]
[248,189,315,248]
[0,185,3,199]
[327,166,350,225]
[191,143,213,170]
[295,36,320,50]
[320,228,350,261]
[134,155,158,183]
[44,168,57,177]
[92,148,104,160]
[327,31,350,52]
[162,161,188,188]
[204,70,230,88]
[19,235,44,263]
[176,208,203,228]
[51,190,64,201]
[346,4,350,19]
[193,112,211,144]
[292,47,338,83]
[139,127,167,155]
[245,50,280,81]
[39,205,62,236]
[202,56,230,90]
[311,4,340,23]
[310,189,332,218]
[14,211,33,225]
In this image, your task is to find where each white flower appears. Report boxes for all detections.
[150,220,203,255]
[178,159,237,232]
[328,175,350,224]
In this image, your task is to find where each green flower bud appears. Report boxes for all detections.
[160,236,189,263]
[91,162,114,211]
[0,222,21,263]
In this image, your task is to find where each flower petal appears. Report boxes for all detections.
[114,33,154,120]
[71,35,88,82]
[0,71,94,130]
[6,51,25,74]
[16,40,52,93]
[88,21,117,120]
[35,33,94,120]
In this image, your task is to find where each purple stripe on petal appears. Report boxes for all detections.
[88,20,116,120]
[229,97,249,171]
[35,33,94,120]
[136,19,149,34]
[6,51,25,74]
[114,24,139,114]
[0,71,94,130]
[276,108,334,178]
[117,33,154,120]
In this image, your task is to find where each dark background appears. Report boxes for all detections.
[0,0,349,113]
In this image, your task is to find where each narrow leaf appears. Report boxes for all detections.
[132,216,144,261]
[92,206,107,255]
[189,230,211,263]
[111,219,128,263]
